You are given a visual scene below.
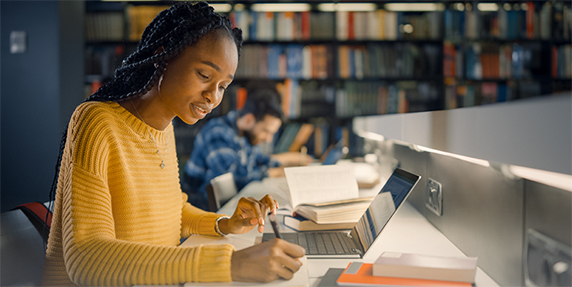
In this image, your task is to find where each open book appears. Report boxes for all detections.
[281,165,373,224]
[283,214,356,231]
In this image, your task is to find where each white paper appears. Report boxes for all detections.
[181,235,309,287]
[284,165,359,208]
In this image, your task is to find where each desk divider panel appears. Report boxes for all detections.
[424,152,524,286]
[524,180,571,249]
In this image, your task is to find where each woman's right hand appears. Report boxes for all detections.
[231,238,306,283]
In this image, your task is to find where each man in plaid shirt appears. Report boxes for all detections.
[183,87,311,210]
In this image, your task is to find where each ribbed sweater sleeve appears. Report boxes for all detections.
[42,102,234,286]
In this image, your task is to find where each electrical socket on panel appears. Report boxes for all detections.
[425,178,442,216]
[525,229,571,287]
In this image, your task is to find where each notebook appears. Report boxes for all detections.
[262,167,421,259]
[181,236,309,287]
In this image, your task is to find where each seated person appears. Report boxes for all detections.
[183,86,312,210]
[42,3,304,286]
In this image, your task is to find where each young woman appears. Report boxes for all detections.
[42,2,304,286]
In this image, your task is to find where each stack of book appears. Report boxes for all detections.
[336,252,478,286]
[279,165,378,232]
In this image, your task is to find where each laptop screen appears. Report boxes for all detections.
[350,168,420,254]
[321,141,344,165]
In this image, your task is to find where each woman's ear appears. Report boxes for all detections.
[153,47,166,68]
[154,46,166,56]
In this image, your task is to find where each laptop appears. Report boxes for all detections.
[262,167,421,259]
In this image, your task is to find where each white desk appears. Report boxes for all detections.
[182,178,499,287]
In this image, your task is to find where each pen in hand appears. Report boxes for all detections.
[268,213,282,239]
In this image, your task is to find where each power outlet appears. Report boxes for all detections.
[425,178,442,216]
[525,229,571,287]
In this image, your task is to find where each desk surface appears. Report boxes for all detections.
[183,177,499,287]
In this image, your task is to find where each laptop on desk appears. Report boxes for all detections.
[262,167,421,259]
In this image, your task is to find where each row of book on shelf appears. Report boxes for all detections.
[443,41,564,80]
[240,77,558,122]
[268,79,442,119]
[85,2,571,42]
[235,43,441,81]
[445,1,571,40]
[553,45,572,78]
[236,44,334,80]
[338,43,441,79]
[444,80,547,109]
[230,9,441,41]
[85,12,125,41]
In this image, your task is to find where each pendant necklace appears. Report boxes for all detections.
[130,99,168,169]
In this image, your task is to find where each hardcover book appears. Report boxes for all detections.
[337,262,472,287]
[372,252,478,283]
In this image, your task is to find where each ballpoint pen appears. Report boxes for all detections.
[268,212,282,239]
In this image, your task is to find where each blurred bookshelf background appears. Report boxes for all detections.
[83,0,572,163]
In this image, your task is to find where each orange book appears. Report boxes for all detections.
[236,87,247,110]
[348,12,355,40]
[288,123,314,152]
[338,46,350,79]
[281,79,292,118]
[301,11,311,40]
[526,2,535,39]
[337,262,473,287]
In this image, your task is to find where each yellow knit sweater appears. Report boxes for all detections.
[42,101,234,286]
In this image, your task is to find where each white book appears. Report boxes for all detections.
[384,11,397,40]
[283,165,373,224]
[302,46,312,80]
[283,215,355,231]
[372,252,478,283]
[336,11,348,40]
[367,11,379,40]
[284,165,359,209]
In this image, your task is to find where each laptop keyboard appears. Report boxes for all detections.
[281,232,357,255]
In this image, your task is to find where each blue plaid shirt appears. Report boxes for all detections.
[183,111,280,209]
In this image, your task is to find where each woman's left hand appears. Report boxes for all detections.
[218,195,278,234]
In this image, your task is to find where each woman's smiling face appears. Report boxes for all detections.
[157,30,238,125]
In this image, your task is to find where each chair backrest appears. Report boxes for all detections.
[207,172,238,211]
[0,209,46,286]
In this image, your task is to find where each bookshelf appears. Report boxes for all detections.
[84,0,572,160]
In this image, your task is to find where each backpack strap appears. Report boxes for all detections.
[12,202,52,243]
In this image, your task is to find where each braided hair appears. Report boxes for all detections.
[45,1,242,239]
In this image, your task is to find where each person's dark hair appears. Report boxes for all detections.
[238,86,285,122]
[46,1,242,238]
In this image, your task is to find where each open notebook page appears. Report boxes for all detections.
[181,234,309,287]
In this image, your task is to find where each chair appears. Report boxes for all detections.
[1,202,52,286]
[206,172,238,212]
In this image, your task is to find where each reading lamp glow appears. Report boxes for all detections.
[317,3,377,12]
[355,130,385,142]
[384,3,445,12]
[251,3,311,12]
[509,166,572,192]
[477,3,499,11]
[416,145,491,168]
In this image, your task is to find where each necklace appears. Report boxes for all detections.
[130,99,168,169]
